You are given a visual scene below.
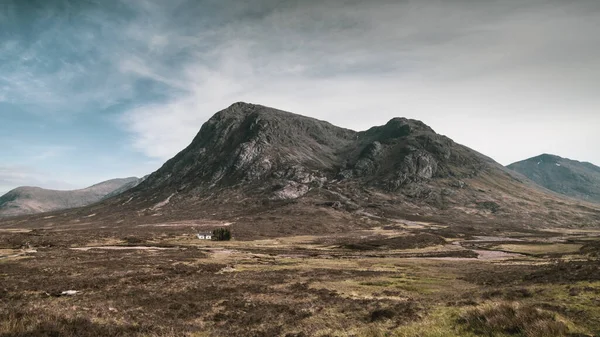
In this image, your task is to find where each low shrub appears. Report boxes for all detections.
[212,228,232,241]
[458,302,569,337]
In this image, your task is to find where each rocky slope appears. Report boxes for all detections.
[130,103,494,203]
[0,177,142,217]
[508,154,600,203]
[1,103,598,237]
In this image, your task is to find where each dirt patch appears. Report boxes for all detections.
[0,228,32,233]
[474,249,524,260]
[470,236,525,242]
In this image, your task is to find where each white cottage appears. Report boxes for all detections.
[197,232,213,240]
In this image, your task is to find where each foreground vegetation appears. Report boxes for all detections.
[0,224,599,336]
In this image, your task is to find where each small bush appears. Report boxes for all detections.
[370,308,396,322]
[368,302,422,324]
[122,236,144,244]
[477,201,501,213]
[459,302,569,337]
[504,288,533,300]
[212,228,232,241]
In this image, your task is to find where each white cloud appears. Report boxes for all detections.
[115,0,600,166]
[29,145,75,161]
[0,165,77,195]
[3,0,600,167]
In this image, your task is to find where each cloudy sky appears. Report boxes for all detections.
[1,0,599,195]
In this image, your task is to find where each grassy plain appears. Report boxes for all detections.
[1,223,599,337]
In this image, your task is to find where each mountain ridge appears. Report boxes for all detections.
[0,177,143,217]
[134,102,494,200]
[508,154,600,203]
[1,103,599,238]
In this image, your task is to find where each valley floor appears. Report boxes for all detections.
[1,223,599,337]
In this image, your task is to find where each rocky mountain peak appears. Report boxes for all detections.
[133,103,490,204]
[362,117,435,142]
[531,154,561,164]
[141,104,357,198]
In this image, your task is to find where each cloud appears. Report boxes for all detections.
[0,165,76,195]
[2,0,600,167]
[0,1,138,114]
[0,143,78,194]
[114,0,600,165]
[29,145,75,161]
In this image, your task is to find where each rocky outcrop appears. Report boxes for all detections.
[386,150,438,191]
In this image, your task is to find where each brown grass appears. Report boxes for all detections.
[0,307,174,337]
[459,302,569,337]
[0,224,598,336]
[340,234,446,251]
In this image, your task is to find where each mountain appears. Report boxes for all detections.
[134,102,494,199]
[102,175,148,200]
[0,177,142,217]
[508,154,600,203]
[1,103,598,237]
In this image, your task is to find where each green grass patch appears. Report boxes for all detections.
[393,306,469,337]
[360,280,395,287]
[493,244,582,255]
[533,281,600,333]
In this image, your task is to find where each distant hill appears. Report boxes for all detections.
[102,175,148,200]
[508,154,600,203]
[0,177,142,217]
